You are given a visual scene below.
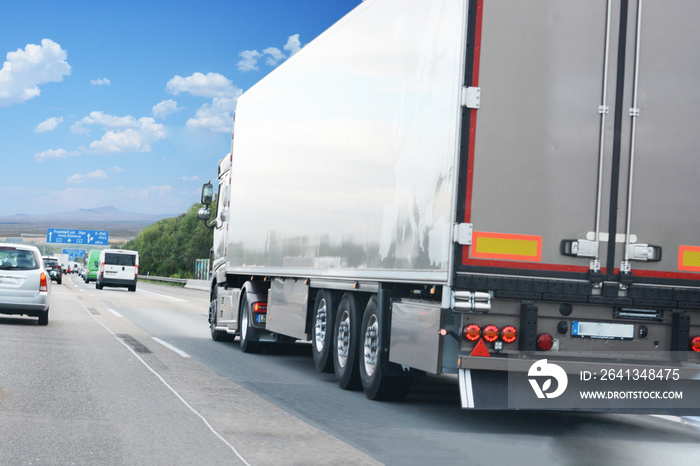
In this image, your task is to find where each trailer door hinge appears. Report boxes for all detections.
[462,87,481,109]
[454,223,473,245]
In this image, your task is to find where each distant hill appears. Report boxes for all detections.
[0,206,172,239]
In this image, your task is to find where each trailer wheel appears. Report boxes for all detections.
[334,293,362,390]
[359,296,413,401]
[209,286,231,342]
[239,295,263,354]
[311,290,335,372]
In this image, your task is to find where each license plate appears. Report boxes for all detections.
[571,321,634,340]
[255,314,267,323]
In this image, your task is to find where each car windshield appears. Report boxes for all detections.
[0,248,39,270]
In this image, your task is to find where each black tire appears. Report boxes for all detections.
[37,309,49,326]
[239,295,263,354]
[129,285,136,292]
[209,286,230,342]
[57,278,62,285]
[333,293,362,390]
[359,296,413,401]
[311,290,335,372]
[96,281,102,290]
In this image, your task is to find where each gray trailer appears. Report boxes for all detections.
[199,0,700,411]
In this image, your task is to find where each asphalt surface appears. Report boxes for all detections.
[2,275,699,465]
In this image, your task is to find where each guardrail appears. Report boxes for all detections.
[139,275,187,284]
[139,275,211,291]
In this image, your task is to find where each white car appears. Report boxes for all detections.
[0,243,51,325]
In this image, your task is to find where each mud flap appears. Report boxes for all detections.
[458,369,509,409]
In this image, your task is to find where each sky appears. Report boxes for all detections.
[0,0,362,216]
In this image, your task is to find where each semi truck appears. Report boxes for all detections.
[198,0,700,411]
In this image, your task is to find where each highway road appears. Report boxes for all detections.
[1,275,699,465]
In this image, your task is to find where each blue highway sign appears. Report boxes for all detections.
[63,248,87,260]
[46,228,109,245]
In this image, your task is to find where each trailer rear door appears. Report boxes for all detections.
[458,0,700,290]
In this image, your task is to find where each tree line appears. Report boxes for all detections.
[124,203,213,278]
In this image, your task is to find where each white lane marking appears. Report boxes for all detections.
[79,302,250,465]
[107,308,123,317]
[152,337,191,358]
[138,288,187,302]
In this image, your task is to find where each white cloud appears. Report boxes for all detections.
[180,175,199,181]
[284,34,302,55]
[186,96,239,133]
[166,72,238,98]
[67,169,108,184]
[164,72,243,132]
[237,35,303,72]
[0,39,71,107]
[34,148,80,161]
[35,116,63,133]
[262,47,285,66]
[152,99,180,119]
[90,77,111,86]
[237,50,261,72]
[69,111,166,153]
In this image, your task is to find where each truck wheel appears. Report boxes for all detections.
[209,286,231,342]
[333,293,362,390]
[311,290,335,372]
[359,296,413,401]
[239,296,263,354]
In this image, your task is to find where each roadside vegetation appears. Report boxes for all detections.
[124,203,213,278]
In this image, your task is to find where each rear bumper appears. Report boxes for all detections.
[99,277,137,288]
[458,356,700,413]
[0,292,50,315]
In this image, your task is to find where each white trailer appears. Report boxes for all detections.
[199,0,700,411]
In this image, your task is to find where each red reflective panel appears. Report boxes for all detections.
[536,333,553,351]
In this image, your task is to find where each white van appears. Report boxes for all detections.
[96,249,139,292]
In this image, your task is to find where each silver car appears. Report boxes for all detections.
[0,243,51,325]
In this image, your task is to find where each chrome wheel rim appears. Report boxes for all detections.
[241,306,249,341]
[363,314,378,377]
[336,310,350,368]
[314,298,327,353]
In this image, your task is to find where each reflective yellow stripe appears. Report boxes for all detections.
[471,232,542,262]
[679,246,700,272]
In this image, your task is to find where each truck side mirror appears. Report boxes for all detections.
[197,208,212,221]
[201,182,214,206]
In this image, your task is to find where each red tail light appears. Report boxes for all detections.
[40,272,48,292]
[501,326,518,343]
[483,325,499,342]
[537,333,554,351]
[464,324,481,341]
[135,265,138,277]
[253,302,267,313]
[691,336,700,352]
